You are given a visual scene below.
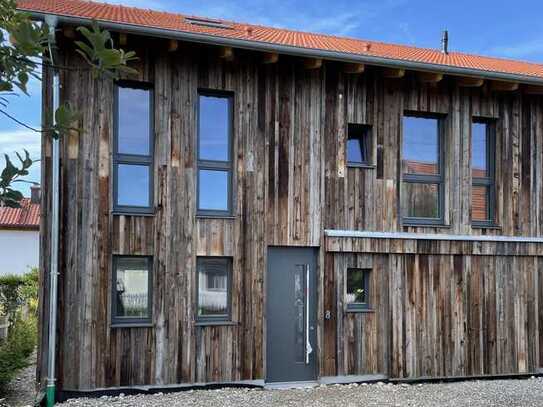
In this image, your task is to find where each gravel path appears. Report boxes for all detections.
[59,377,543,407]
[0,351,37,407]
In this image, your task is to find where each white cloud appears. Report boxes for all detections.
[489,39,543,60]
[177,3,371,38]
[100,0,409,38]
[0,129,41,158]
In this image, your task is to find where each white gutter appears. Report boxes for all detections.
[44,14,60,407]
[19,9,543,87]
[325,230,543,243]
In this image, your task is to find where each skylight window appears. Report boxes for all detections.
[185,17,232,29]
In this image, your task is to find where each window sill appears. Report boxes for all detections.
[345,308,375,313]
[402,222,450,229]
[195,320,238,327]
[196,215,237,220]
[112,211,155,217]
[472,223,501,230]
[347,163,376,169]
[111,322,154,329]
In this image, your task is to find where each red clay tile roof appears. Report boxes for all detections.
[0,199,40,230]
[16,0,543,83]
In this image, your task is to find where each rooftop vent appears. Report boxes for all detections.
[441,30,449,54]
[184,17,232,30]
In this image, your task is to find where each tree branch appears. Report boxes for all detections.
[0,109,41,132]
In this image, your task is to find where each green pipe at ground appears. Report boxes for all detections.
[46,385,55,407]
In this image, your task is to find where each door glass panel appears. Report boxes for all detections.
[294,265,305,363]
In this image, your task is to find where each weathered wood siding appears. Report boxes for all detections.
[323,74,543,236]
[326,246,542,378]
[42,38,325,390]
[37,31,543,391]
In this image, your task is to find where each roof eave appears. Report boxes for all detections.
[21,8,543,86]
[0,225,40,231]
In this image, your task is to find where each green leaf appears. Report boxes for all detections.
[0,150,34,207]
[74,41,94,59]
[74,21,138,79]
[52,102,82,139]
[1,155,17,183]
[0,82,14,92]
[4,189,23,202]
[22,149,32,169]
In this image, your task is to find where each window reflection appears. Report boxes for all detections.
[197,258,230,319]
[402,114,442,223]
[198,169,229,211]
[115,257,150,319]
[471,120,495,223]
[472,123,488,178]
[114,83,153,212]
[346,268,371,311]
[197,92,233,215]
[199,95,230,162]
[118,87,151,156]
[347,124,371,165]
[401,182,439,219]
[402,116,439,175]
[117,164,150,207]
[472,185,489,222]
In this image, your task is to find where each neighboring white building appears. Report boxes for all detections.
[0,186,40,275]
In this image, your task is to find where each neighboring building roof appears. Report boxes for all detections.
[0,199,40,230]
[17,0,543,85]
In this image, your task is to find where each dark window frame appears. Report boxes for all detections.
[196,90,234,217]
[196,257,233,323]
[346,123,374,168]
[345,268,371,312]
[471,118,496,227]
[401,112,446,226]
[111,255,153,326]
[113,80,155,215]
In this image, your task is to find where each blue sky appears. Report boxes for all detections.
[2,0,543,196]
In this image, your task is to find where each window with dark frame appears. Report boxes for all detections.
[197,91,233,216]
[346,268,371,311]
[113,81,154,214]
[401,114,444,225]
[196,257,232,322]
[471,119,496,225]
[347,123,372,166]
[112,256,152,325]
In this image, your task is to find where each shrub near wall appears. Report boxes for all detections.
[0,269,38,391]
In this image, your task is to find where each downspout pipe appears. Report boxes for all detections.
[44,14,60,407]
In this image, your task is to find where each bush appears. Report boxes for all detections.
[0,268,38,321]
[0,313,37,388]
[0,269,38,392]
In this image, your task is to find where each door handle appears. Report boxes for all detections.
[305,264,312,364]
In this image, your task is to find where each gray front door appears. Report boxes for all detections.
[266,247,317,383]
